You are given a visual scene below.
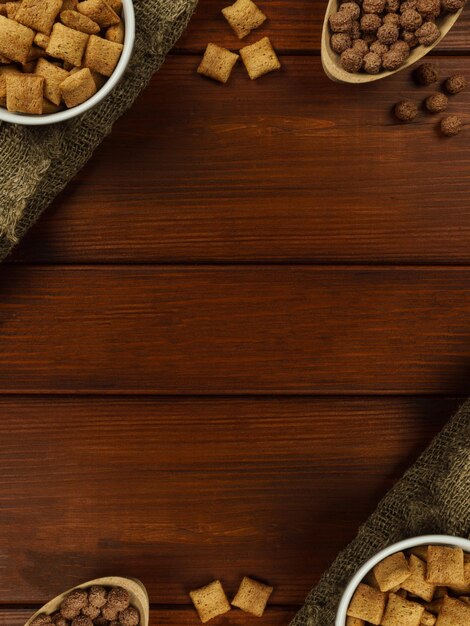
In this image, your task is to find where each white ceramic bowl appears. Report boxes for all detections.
[336,534,470,625]
[0,0,135,126]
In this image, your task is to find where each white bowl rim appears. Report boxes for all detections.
[335,534,470,625]
[0,0,135,126]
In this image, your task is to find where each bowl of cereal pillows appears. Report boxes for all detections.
[336,534,470,625]
[0,0,135,125]
[322,0,466,83]
[24,577,149,626]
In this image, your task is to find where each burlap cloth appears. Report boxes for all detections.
[291,399,470,626]
[0,0,197,261]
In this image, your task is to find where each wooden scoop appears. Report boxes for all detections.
[24,577,150,626]
[321,1,466,83]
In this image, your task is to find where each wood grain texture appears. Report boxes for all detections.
[0,607,297,626]
[0,396,453,603]
[12,56,470,264]
[1,267,470,394]
[176,0,470,53]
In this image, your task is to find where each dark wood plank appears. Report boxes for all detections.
[0,607,297,626]
[0,396,453,603]
[175,0,470,53]
[12,56,470,265]
[1,267,470,394]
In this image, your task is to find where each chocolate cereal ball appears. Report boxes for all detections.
[383,12,400,25]
[400,0,417,11]
[377,23,399,44]
[445,74,467,94]
[390,40,410,59]
[425,93,448,112]
[352,38,369,56]
[88,587,108,609]
[415,62,439,84]
[329,11,353,32]
[107,588,130,612]
[441,0,465,10]
[82,605,100,620]
[441,115,463,136]
[361,13,382,32]
[400,8,423,29]
[61,591,89,620]
[363,0,386,12]
[331,33,352,53]
[382,49,404,69]
[118,607,139,626]
[386,0,401,10]
[71,617,93,626]
[415,21,440,45]
[363,51,382,73]
[394,99,419,121]
[417,0,441,16]
[340,48,363,72]
[340,2,362,18]
[402,30,419,46]
[101,605,119,622]
[51,613,69,626]
[370,40,389,55]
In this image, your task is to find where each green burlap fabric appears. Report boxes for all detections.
[291,400,470,626]
[0,0,197,262]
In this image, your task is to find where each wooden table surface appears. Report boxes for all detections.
[1,1,469,624]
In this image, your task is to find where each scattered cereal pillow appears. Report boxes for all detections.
[189,580,231,623]
[15,0,62,34]
[6,73,44,114]
[0,15,35,64]
[60,67,97,107]
[231,576,273,617]
[197,43,239,83]
[240,36,281,80]
[105,21,125,44]
[222,0,267,39]
[0,64,20,105]
[84,34,123,76]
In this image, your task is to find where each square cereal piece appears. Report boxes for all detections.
[436,596,470,626]
[15,0,62,34]
[46,22,89,67]
[346,583,386,625]
[42,98,63,114]
[77,0,120,28]
[373,552,411,593]
[231,576,273,617]
[105,21,124,44]
[60,10,101,34]
[381,593,424,626]
[449,561,470,594]
[401,555,436,601]
[106,0,122,14]
[197,43,239,83]
[6,73,43,113]
[35,57,69,105]
[346,618,365,626]
[222,0,267,39]
[84,34,122,76]
[240,36,281,80]
[421,610,437,626]
[189,580,231,623]
[427,546,465,586]
[0,14,34,63]
[0,64,19,105]
[60,66,97,107]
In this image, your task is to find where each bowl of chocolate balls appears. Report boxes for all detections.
[322,0,467,82]
[24,577,149,626]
